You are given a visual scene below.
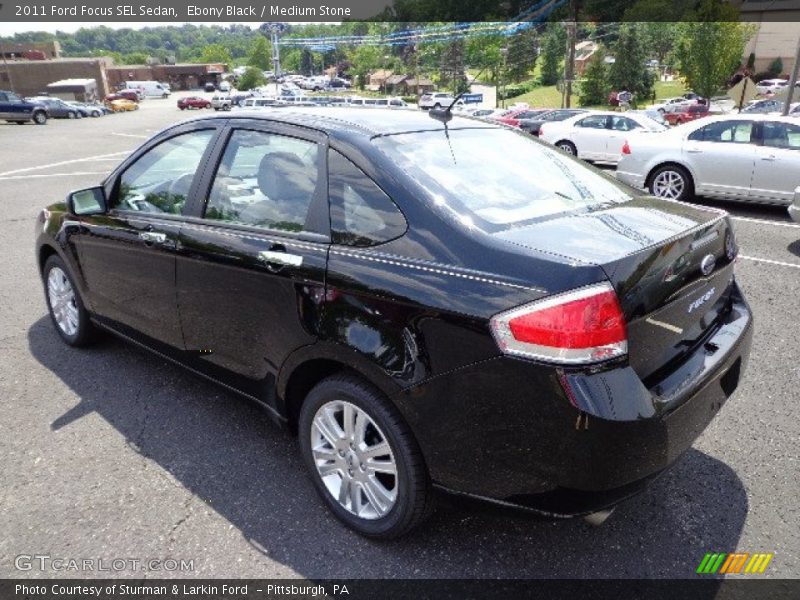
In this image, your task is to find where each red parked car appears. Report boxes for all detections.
[177,96,212,110]
[493,108,551,128]
[664,104,710,126]
[105,91,140,104]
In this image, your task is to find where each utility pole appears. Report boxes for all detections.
[564,1,578,108]
[781,34,800,116]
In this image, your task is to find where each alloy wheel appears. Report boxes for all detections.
[652,170,685,199]
[558,142,576,155]
[310,400,398,520]
[47,267,79,336]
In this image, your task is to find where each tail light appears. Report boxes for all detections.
[622,140,631,155]
[490,282,627,364]
[538,125,544,137]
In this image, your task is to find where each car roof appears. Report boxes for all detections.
[188,107,499,137]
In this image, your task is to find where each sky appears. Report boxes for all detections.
[0,22,261,37]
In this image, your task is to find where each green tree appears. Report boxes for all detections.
[609,23,654,101]
[121,52,148,65]
[200,43,232,65]
[300,49,314,76]
[506,26,538,83]
[540,24,565,86]
[579,50,610,106]
[439,39,468,94]
[237,66,266,91]
[674,17,755,99]
[247,36,272,71]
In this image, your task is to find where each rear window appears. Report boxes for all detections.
[374,128,632,231]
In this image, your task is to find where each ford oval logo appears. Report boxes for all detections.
[700,254,716,276]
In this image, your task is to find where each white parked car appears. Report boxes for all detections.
[756,78,788,95]
[539,111,668,164]
[651,97,694,114]
[218,81,232,93]
[616,114,800,204]
[418,92,455,110]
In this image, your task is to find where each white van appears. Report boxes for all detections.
[124,81,170,98]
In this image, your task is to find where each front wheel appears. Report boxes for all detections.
[43,255,96,347]
[556,140,577,156]
[33,111,47,125]
[298,375,432,539]
[649,164,694,201]
[67,111,76,119]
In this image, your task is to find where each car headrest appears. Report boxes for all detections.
[257,151,316,205]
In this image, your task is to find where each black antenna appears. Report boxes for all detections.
[429,64,489,125]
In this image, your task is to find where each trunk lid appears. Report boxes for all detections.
[494,197,737,381]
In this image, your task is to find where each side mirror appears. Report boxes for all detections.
[67,186,107,216]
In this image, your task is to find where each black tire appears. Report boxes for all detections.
[33,111,48,125]
[648,164,694,202]
[556,140,577,156]
[16,121,25,125]
[298,375,433,539]
[67,111,76,119]
[42,255,96,347]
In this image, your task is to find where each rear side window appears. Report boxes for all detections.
[328,150,406,246]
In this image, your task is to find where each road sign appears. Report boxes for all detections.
[727,77,757,108]
[461,93,483,104]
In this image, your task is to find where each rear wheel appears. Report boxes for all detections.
[556,140,577,156]
[649,164,694,201]
[298,375,432,539]
[43,255,96,347]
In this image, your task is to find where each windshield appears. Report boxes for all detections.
[374,128,633,231]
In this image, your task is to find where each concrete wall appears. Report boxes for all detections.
[743,17,800,75]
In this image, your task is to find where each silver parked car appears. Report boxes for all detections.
[616,114,800,205]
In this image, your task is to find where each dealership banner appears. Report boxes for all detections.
[0,0,784,23]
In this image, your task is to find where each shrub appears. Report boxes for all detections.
[768,57,784,76]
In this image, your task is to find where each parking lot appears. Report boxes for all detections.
[1,93,798,579]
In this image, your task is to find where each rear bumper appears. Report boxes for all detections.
[396,283,752,517]
[615,169,647,190]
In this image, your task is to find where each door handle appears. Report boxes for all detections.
[258,250,303,267]
[760,155,777,161]
[139,231,167,244]
[686,148,703,154]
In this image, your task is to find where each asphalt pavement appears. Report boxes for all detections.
[1,95,798,579]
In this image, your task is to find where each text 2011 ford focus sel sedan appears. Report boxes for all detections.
[35,108,753,538]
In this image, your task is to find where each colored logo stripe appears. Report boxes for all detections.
[697,552,773,575]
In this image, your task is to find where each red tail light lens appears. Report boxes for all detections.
[622,140,631,155]
[490,283,627,364]
[538,125,544,137]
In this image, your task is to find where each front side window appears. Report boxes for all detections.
[328,150,407,246]
[115,129,215,214]
[688,120,753,144]
[205,129,321,233]
[610,116,640,131]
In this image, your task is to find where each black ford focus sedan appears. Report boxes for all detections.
[35,108,752,538]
